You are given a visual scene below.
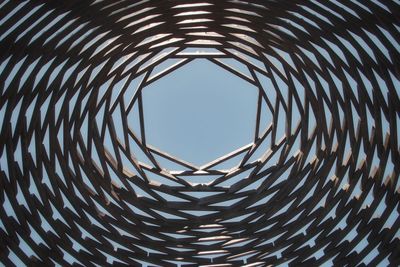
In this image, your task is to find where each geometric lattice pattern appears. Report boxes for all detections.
[1,0,400,265]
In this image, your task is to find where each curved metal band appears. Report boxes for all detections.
[0,0,399,266]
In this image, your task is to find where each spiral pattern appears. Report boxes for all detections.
[1,0,400,266]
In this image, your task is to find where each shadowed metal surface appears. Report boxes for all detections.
[0,0,400,266]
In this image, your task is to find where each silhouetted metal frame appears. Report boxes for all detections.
[0,0,399,266]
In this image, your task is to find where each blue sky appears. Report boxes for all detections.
[142,58,258,167]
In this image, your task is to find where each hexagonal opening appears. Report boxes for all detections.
[142,59,258,167]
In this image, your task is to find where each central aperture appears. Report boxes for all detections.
[142,59,258,167]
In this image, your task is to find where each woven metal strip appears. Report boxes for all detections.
[0,0,399,266]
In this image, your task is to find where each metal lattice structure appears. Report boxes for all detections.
[1,0,400,266]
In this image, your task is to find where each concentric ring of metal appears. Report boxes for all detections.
[1,0,400,266]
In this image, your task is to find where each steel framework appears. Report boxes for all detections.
[0,0,400,266]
